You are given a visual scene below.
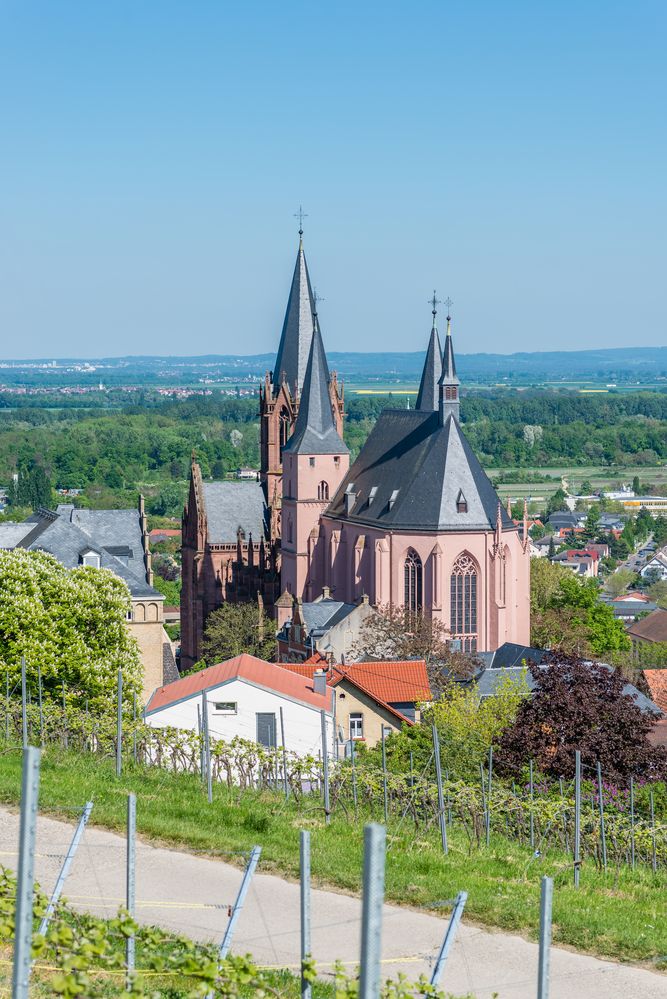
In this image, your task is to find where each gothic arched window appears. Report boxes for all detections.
[318,480,329,501]
[450,552,478,652]
[404,548,423,614]
[279,407,290,448]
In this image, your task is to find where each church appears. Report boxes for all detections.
[180,232,530,669]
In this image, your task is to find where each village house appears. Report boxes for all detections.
[640,547,667,582]
[275,589,375,663]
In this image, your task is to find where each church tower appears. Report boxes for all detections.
[416,294,443,411]
[259,226,344,541]
[280,312,349,599]
[438,310,460,424]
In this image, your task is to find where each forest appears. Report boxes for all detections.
[1,389,666,517]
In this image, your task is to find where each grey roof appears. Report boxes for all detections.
[548,512,583,526]
[475,661,661,716]
[415,325,442,411]
[162,642,179,685]
[326,408,515,532]
[17,511,161,599]
[300,599,357,636]
[440,320,458,383]
[283,319,348,456]
[272,239,316,398]
[66,508,144,557]
[0,523,35,548]
[202,481,268,544]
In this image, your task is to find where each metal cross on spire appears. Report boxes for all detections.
[444,296,453,320]
[294,205,308,236]
[429,291,441,320]
[312,287,324,317]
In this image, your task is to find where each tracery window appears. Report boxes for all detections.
[318,481,329,501]
[450,552,478,652]
[279,407,290,448]
[404,548,423,614]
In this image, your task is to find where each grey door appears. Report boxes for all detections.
[256,712,277,748]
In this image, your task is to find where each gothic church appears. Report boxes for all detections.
[180,234,530,669]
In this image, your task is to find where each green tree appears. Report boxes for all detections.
[199,601,277,667]
[583,504,600,540]
[648,581,667,609]
[545,488,568,518]
[0,549,142,706]
[579,479,593,494]
[632,475,641,494]
[605,567,638,598]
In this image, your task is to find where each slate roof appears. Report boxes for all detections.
[273,239,316,398]
[415,324,442,411]
[202,481,268,544]
[628,609,667,644]
[326,409,515,532]
[299,598,357,636]
[0,523,35,548]
[283,319,348,456]
[145,654,331,714]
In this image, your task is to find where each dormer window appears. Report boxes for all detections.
[81,550,101,568]
[456,490,468,514]
[368,486,378,507]
[388,489,399,510]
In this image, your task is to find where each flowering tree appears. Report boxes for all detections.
[0,549,142,706]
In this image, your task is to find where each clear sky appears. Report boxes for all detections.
[1,1,665,359]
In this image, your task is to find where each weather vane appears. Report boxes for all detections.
[429,291,441,319]
[294,205,308,236]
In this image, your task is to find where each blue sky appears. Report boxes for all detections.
[1,1,665,358]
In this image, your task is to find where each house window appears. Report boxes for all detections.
[214,702,237,714]
[256,712,277,748]
[334,456,340,467]
[81,551,100,568]
[450,552,478,653]
[445,386,458,400]
[349,713,364,739]
[404,548,423,614]
[309,457,316,467]
[318,480,329,501]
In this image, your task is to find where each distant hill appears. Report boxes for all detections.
[2,345,666,386]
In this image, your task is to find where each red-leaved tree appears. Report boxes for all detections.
[494,655,667,783]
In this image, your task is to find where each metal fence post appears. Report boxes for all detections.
[21,656,27,750]
[529,758,535,850]
[320,710,330,824]
[381,726,389,824]
[202,692,212,804]
[37,664,43,748]
[650,790,657,873]
[116,669,123,777]
[62,682,67,750]
[197,702,204,780]
[558,776,569,853]
[280,706,289,801]
[432,724,448,854]
[126,793,136,983]
[596,761,607,873]
[629,776,635,870]
[351,737,358,812]
[300,831,312,999]
[574,751,581,888]
[537,876,553,999]
[217,846,262,960]
[486,747,493,847]
[39,801,93,935]
[429,890,468,987]
[11,746,41,999]
[132,692,137,765]
[5,669,9,745]
[359,823,386,999]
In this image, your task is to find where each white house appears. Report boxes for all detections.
[144,653,334,758]
[640,548,667,583]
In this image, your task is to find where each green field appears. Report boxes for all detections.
[0,749,664,969]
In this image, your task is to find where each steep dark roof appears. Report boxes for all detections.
[441,324,458,382]
[628,609,667,644]
[415,325,442,411]
[283,320,348,456]
[201,481,268,544]
[272,239,316,398]
[325,408,515,532]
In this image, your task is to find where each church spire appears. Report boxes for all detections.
[283,309,349,456]
[438,302,460,425]
[272,229,316,399]
[416,292,443,411]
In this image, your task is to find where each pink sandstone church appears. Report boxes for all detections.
[181,232,530,669]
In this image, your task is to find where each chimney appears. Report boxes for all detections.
[322,585,331,600]
[313,669,327,696]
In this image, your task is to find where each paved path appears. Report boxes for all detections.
[0,808,664,999]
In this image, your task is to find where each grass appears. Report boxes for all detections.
[0,749,665,972]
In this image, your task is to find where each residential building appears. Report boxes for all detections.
[275,590,375,663]
[0,498,175,702]
[551,548,599,577]
[628,609,667,649]
[640,548,667,582]
[609,593,657,622]
[145,653,333,757]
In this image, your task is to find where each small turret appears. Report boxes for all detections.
[438,308,460,425]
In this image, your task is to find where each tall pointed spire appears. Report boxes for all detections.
[416,292,443,411]
[438,303,460,425]
[283,311,349,455]
[272,232,316,399]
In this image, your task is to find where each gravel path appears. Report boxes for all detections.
[0,808,664,998]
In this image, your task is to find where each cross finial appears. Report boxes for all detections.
[294,205,308,237]
[312,287,324,318]
[444,296,453,321]
[429,290,441,321]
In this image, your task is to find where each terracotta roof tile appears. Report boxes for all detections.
[643,670,667,713]
[147,654,331,714]
[279,660,431,705]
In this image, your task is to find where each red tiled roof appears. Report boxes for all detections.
[279,660,431,705]
[146,654,331,714]
[643,670,667,713]
[149,528,181,538]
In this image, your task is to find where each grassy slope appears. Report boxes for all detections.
[0,750,664,970]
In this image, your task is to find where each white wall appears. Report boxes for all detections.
[146,677,334,758]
